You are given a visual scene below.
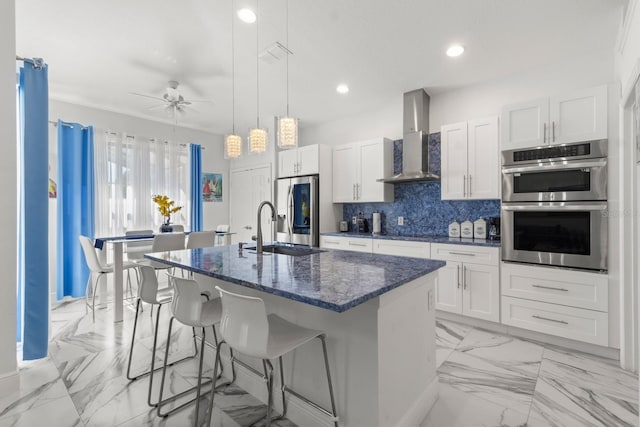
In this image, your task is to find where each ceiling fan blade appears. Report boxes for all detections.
[130,92,168,102]
[186,99,214,104]
[147,104,166,111]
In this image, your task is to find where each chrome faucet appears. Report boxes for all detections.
[256,200,277,254]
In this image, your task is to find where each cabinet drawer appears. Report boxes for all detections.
[431,243,499,265]
[372,239,430,258]
[501,263,607,311]
[501,296,608,346]
[320,235,372,253]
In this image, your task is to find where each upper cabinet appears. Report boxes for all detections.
[278,145,320,178]
[501,85,607,150]
[332,137,393,203]
[441,117,500,200]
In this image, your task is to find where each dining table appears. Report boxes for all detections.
[93,231,235,323]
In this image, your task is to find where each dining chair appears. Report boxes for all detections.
[138,232,186,272]
[186,230,216,249]
[78,235,138,322]
[125,229,154,261]
[171,224,185,233]
[209,286,338,427]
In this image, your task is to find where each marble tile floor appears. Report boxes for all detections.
[1,298,638,427]
[423,321,639,427]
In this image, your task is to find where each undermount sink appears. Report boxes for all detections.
[246,244,324,256]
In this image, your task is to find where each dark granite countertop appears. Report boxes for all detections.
[145,245,446,313]
[321,232,502,248]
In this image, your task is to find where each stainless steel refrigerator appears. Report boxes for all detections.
[276,175,319,246]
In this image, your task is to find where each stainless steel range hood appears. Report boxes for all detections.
[378,89,440,183]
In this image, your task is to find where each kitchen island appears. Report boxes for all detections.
[146,244,446,427]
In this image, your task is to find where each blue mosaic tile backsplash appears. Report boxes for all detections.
[343,132,501,236]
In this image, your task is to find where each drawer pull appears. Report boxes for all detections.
[532,284,569,292]
[532,315,568,325]
[448,251,476,257]
[349,242,367,246]
[325,240,339,244]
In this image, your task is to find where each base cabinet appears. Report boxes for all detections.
[500,262,609,346]
[320,235,372,253]
[432,244,500,322]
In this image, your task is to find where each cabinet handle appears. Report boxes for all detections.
[349,241,367,247]
[532,315,568,325]
[552,121,555,142]
[457,264,461,289]
[463,266,467,290]
[532,284,569,292]
[463,175,467,197]
[543,122,547,144]
[449,251,476,257]
[325,240,339,245]
[469,175,472,197]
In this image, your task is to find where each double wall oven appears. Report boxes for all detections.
[501,140,608,271]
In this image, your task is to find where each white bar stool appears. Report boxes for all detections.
[186,230,216,249]
[210,286,339,427]
[78,235,137,322]
[156,275,228,425]
[125,265,198,407]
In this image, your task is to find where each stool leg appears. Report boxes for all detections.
[193,327,207,427]
[319,335,339,427]
[207,339,225,427]
[157,316,174,418]
[147,304,163,407]
[278,356,287,419]
[85,273,92,315]
[126,298,142,381]
[262,360,274,427]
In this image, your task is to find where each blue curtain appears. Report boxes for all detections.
[190,144,203,232]
[56,121,94,300]
[17,60,49,360]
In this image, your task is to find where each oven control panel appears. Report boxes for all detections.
[502,139,608,166]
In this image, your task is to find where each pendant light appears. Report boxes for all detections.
[248,0,268,154]
[276,0,298,149]
[224,0,242,159]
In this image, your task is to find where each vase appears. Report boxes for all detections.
[160,223,173,233]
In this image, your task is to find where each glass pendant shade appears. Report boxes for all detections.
[248,128,268,154]
[224,134,242,159]
[277,116,298,149]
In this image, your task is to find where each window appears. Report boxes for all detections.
[95,132,189,236]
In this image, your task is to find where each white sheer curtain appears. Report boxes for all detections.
[95,131,190,237]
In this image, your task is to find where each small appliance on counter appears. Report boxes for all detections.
[339,220,349,232]
[460,220,473,238]
[448,221,460,238]
[473,218,487,239]
[487,216,500,241]
[372,212,381,235]
[357,212,369,233]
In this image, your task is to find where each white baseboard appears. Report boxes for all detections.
[395,377,439,427]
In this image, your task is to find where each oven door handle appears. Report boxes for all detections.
[501,158,607,174]
[501,202,607,211]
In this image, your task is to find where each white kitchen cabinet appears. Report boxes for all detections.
[372,239,430,258]
[332,138,393,203]
[441,117,500,200]
[432,244,500,322]
[500,262,609,345]
[501,85,607,150]
[319,235,372,253]
[278,145,319,178]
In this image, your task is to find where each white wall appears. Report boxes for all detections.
[50,100,229,231]
[617,0,640,92]
[301,48,615,146]
[0,0,18,391]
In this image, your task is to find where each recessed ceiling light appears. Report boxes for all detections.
[446,44,465,57]
[336,84,349,94]
[237,8,256,23]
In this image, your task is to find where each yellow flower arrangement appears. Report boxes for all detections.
[152,195,182,224]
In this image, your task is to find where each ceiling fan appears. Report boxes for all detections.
[130,80,211,117]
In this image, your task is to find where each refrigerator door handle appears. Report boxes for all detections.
[287,184,294,240]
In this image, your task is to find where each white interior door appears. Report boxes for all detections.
[230,165,272,244]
